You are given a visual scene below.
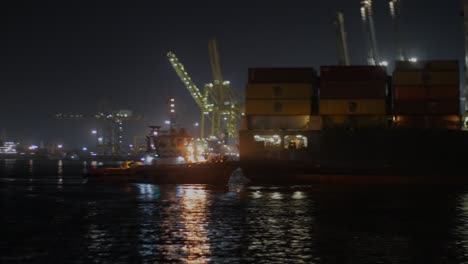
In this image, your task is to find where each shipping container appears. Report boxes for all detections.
[247,115,310,130]
[322,115,387,128]
[394,61,425,71]
[319,81,387,98]
[319,99,386,115]
[245,99,312,116]
[395,60,458,71]
[394,115,427,128]
[393,71,423,85]
[309,116,323,131]
[427,86,459,100]
[423,71,459,86]
[320,66,387,82]
[393,101,426,115]
[246,83,313,99]
[428,115,460,130]
[425,61,458,70]
[248,68,317,83]
[426,100,460,115]
[393,86,426,100]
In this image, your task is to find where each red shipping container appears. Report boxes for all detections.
[427,86,459,100]
[248,68,318,83]
[429,115,460,130]
[393,101,426,115]
[395,115,427,128]
[320,66,387,82]
[320,81,387,98]
[393,86,426,100]
[426,101,460,115]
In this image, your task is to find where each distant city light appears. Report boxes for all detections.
[91,130,97,135]
[82,147,88,151]
[28,145,38,150]
[409,57,418,63]
[170,98,175,102]
[165,120,171,125]
[129,144,134,148]
[170,104,175,107]
[98,137,103,143]
[57,144,63,149]
[194,122,199,127]
[170,109,175,113]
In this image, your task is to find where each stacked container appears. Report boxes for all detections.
[393,60,460,129]
[244,68,318,130]
[319,66,388,129]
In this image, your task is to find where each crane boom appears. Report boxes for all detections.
[208,39,223,83]
[167,52,211,112]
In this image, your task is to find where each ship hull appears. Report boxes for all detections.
[86,162,239,185]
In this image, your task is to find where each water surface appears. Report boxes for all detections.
[1,159,468,263]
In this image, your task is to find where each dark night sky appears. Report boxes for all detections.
[0,0,464,148]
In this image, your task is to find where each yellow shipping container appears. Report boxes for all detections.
[319,99,386,115]
[393,71,423,85]
[245,99,312,116]
[322,115,387,128]
[246,83,313,99]
[424,71,459,86]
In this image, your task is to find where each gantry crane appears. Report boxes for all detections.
[54,110,143,155]
[167,52,213,138]
[207,38,242,139]
[360,0,380,65]
[167,39,242,141]
[389,0,406,61]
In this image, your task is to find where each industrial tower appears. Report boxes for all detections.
[54,110,143,155]
[335,11,351,66]
[360,0,380,65]
[167,39,242,141]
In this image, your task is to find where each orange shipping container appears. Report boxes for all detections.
[246,83,313,99]
[395,115,427,129]
[247,115,310,130]
[245,99,312,116]
[427,86,459,100]
[393,86,426,100]
[319,99,386,115]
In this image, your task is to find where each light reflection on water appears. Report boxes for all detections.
[3,161,468,263]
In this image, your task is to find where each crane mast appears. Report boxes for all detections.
[361,0,380,65]
[335,12,351,66]
[207,38,241,139]
[389,0,405,61]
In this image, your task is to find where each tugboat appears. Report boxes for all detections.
[86,125,239,184]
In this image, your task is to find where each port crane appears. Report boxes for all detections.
[54,110,143,155]
[167,39,242,141]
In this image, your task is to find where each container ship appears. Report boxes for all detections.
[239,61,468,184]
